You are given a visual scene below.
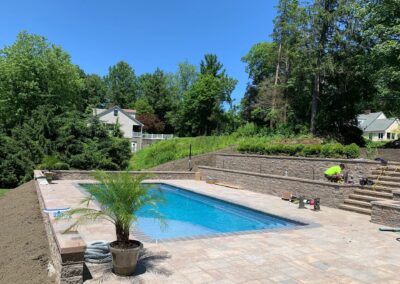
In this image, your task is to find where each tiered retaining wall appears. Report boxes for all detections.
[198,166,357,208]
[215,154,382,181]
[149,147,236,172]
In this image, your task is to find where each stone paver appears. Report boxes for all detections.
[39,179,400,283]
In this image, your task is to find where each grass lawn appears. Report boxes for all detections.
[0,189,9,198]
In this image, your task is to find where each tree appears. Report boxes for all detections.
[308,0,339,134]
[81,74,107,109]
[361,0,400,117]
[200,54,224,77]
[133,97,154,115]
[175,73,237,136]
[137,113,165,133]
[241,42,279,126]
[0,133,36,188]
[137,68,177,132]
[104,61,137,108]
[176,61,198,95]
[171,54,237,136]
[0,31,83,130]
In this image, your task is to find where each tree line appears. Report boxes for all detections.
[241,0,399,143]
[0,0,398,187]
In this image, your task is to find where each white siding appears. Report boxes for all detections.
[364,120,400,141]
[98,109,140,139]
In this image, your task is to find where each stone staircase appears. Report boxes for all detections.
[339,166,400,215]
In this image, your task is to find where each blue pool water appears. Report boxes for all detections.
[80,183,302,240]
[134,184,301,240]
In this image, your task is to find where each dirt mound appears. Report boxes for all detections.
[0,181,53,284]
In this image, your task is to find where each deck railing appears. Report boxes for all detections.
[132,132,174,140]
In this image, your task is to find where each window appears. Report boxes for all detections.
[387,133,391,140]
[369,133,373,140]
[114,109,118,116]
[378,133,384,139]
[392,133,396,140]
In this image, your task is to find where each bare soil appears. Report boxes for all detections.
[0,181,53,284]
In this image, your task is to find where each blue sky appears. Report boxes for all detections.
[1,0,278,104]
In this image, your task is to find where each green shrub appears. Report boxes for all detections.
[0,134,35,188]
[234,123,259,137]
[52,162,70,170]
[300,144,322,156]
[39,155,60,170]
[238,141,359,159]
[321,143,344,158]
[343,143,360,158]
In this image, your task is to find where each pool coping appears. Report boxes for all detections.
[73,180,320,244]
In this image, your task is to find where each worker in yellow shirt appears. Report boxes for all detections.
[324,163,346,182]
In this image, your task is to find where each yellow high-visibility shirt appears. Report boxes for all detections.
[324,165,341,176]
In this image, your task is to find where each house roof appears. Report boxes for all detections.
[94,106,143,126]
[357,112,384,130]
[364,118,397,132]
[122,108,136,114]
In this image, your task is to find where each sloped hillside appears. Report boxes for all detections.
[0,181,52,284]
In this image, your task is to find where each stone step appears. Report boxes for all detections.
[344,199,372,208]
[361,185,393,193]
[369,175,400,183]
[368,180,400,189]
[371,171,400,178]
[348,194,388,202]
[376,166,400,172]
[353,189,393,199]
[339,204,371,215]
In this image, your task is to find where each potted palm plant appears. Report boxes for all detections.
[64,171,164,276]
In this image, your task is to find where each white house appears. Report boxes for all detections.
[93,106,173,152]
[357,111,400,141]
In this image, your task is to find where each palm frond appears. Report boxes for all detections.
[65,171,165,242]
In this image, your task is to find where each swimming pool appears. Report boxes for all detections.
[81,183,303,241]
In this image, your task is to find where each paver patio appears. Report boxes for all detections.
[38,179,400,283]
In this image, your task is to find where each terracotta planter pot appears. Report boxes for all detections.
[109,240,143,276]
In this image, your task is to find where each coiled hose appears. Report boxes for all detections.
[85,241,112,263]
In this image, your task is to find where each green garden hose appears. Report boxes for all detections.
[379,228,400,232]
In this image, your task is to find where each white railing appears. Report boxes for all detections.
[132,132,174,140]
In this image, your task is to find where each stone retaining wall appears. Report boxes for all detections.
[34,176,85,284]
[360,148,400,162]
[52,170,196,180]
[149,147,236,172]
[371,200,400,227]
[198,166,356,208]
[215,154,384,181]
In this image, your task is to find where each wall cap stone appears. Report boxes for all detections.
[371,200,400,209]
[216,153,400,165]
[198,166,357,188]
[51,170,195,174]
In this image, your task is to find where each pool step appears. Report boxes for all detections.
[339,204,371,215]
